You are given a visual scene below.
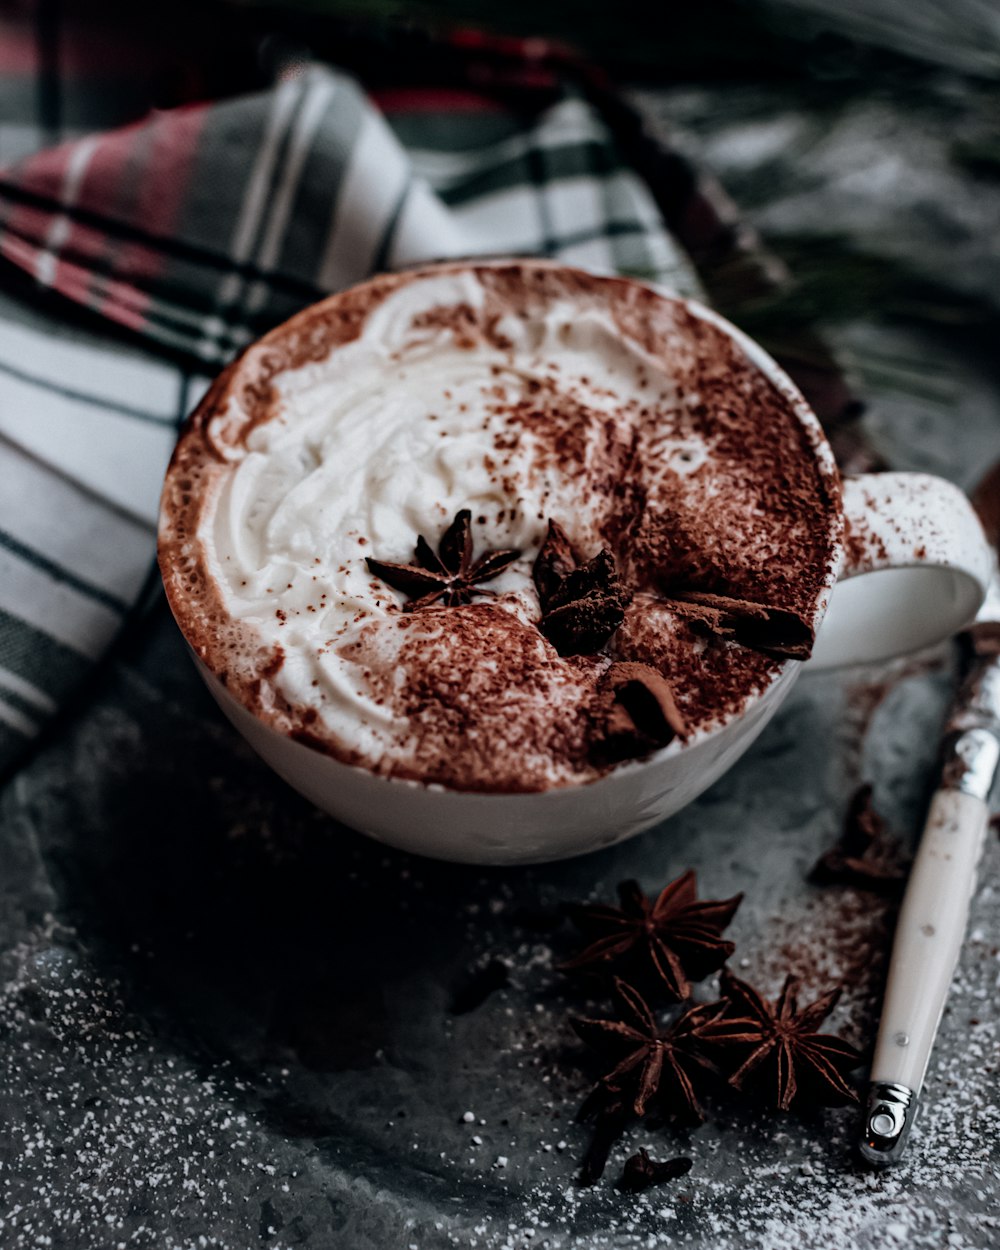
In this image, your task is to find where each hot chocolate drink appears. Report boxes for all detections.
[159,262,841,793]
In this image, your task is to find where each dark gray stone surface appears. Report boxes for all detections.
[2,44,1000,1250]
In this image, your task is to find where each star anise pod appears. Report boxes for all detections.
[661,588,815,661]
[365,509,520,611]
[577,1101,630,1187]
[713,969,863,1111]
[533,519,632,655]
[617,1149,692,1194]
[572,980,726,1184]
[572,979,731,1181]
[562,871,743,1001]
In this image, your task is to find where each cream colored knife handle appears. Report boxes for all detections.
[872,787,989,1089]
[860,736,995,1165]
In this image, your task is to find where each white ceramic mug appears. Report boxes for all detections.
[166,286,993,865]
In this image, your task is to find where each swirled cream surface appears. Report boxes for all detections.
[159,263,839,792]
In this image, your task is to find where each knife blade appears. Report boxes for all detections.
[859,469,1000,1165]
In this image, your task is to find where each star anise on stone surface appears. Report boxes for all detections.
[661,587,815,661]
[562,872,743,1001]
[809,783,907,895]
[572,979,730,1182]
[617,1149,692,1194]
[365,509,520,611]
[574,979,730,1124]
[533,519,632,655]
[713,969,863,1111]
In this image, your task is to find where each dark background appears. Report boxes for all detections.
[2,2,999,1248]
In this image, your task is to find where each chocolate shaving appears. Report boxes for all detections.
[842,782,885,854]
[809,784,907,895]
[664,589,815,661]
[617,1149,693,1194]
[812,856,904,894]
[591,662,687,764]
[533,520,632,656]
[964,620,1000,660]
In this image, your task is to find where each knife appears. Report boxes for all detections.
[859,466,1000,1165]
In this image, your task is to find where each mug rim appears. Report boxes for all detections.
[158,258,845,796]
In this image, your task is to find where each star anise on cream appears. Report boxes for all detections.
[533,519,632,655]
[562,872,743,1001]
[713,969,863,1110]
[365,509,520,611]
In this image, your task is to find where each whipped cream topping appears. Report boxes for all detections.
[160,263,840,792]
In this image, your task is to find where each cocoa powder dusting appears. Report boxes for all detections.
[389,605,606,792]
[614,597,782,731]
[760,888,898,1053]
[160,262,843,792]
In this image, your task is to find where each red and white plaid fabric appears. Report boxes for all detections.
[0,4,864,772]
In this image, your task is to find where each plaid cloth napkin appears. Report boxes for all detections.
[0,14,864,776]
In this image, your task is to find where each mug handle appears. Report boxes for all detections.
[808,472,994,671]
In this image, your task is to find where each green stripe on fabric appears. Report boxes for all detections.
[437,140,624,206]
[605,230,679,282]
[0,355,175,426]
[0,683,44,723]
[0,718,33,760]
[552,218,660,253]
[526,138,557,258]
[0,181,326,302]
[243,79,314,303]
[371,176,413,274]
[36,0,62,143]
[588,131,640,279]
[195,77,311,365]
[0,607,90,701]
[84,104,161,318]
[386,109,524,154]
[144,287,306,365]
[0,530,130,614]
[273,75,365,289]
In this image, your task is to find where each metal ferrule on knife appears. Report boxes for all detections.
[940,646,1000,798]
[940,726,1000,800]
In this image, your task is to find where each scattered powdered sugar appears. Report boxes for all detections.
[0,922,296,1250]
[3,861,996,1249]
[3,649,997,1248]
[413,845,999,1250]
